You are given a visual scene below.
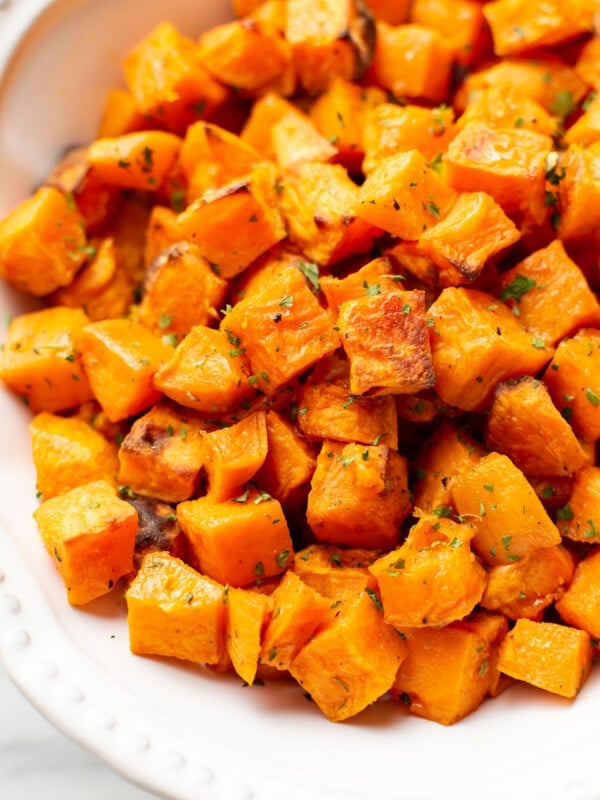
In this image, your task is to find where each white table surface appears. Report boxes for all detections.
[0,662,162,799]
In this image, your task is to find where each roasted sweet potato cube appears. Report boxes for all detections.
[259,571,334,671]
[295,353,399,448]
[279,162,379,266]
[153,325,253,414]
[457,85,559,138]
[240,92,307,159]
[309,78,387,173]
[289,589,407,722]
[409,0,487,66]
[0,186,87,296]
[270,111,338,173]
[177,163,286,279]
[138,242,228,339]
[369,514,486,628]
[427,287,554,411]
[97,88,146,138]
[451,452,562,566]
[143,206,187,266]
[77,319,173,422]
[575,35,600,88]
[0,307,94,413]
[556,547,600,638]
[226,587,272,686]
[482,545,575,620]
[564,94,600,146]
[557,143,600,242]
[33,479,137,606]
[105,195,151,288]
[117,400,207,503]
[255,410,317,508]
[543,328,600,441]
[497,240,600,347]
[30,412,118,500]
[555,466,600,543]
[485,377,590,477]
[86,131,182,192]
[177,488,293,587]
[443,122,553,224]
[320,256,403,317]
[418,192,521,286]
[412,418,486,512]
[221,264,339,393]
[366,22,454,103]
[338,290,435,395]
[497,618,592,698]
[391,611,509,725]
[126,552,226,664]
[285,0,376,95]
[307,440,411,549]
[123,21,228,133]
[362,102,456,173]
[125,495,188,569]
[363,0,410,23]
[354,150,457,240]
[292,544,379,600]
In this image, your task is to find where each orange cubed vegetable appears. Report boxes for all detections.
[427,287,554,411]
[225,587,272,686]
[555,466,600,543]
[319,256,403,317]
[33,479,137,606]
[451,451,562,566]
[0,186,87,296]
[363,0,410,24]
[292,544,378,600]
[337,290,435,395]
[564,94,600,147]
[143,205,187,266]
[409,0,487,66]
[557,143,600,242]
[30,412,118,500]
[240,92,306,159]
[77,318,173,422]
[575,35,600,89]
[126,552,226,664]
[270,110,338,173]
[485,377,590,477]
[86,131,182,192]
[97,88,147,138]
[289,589,407,722]
[556,547,600,637]
[0,306,94,413]
[543,328,600,441]
[177,488,293,587]
[497,618,592,698]
[457,85,559,138]
[117,400,207,503]
[306,440,411,549]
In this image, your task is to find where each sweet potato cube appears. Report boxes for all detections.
[259,571,334,670]
[482,545,575,620]
[117,400,207,503]
[296,353,399,448]
[270,111,338,173]
[307,440,411,549]
[177,488,293,587]
[126,552,226,664]
[240,93,307,159]
[337,290,435,395]
[444,122,552,224]
[557,144,600,242]
[564,94,600,147]
[153,325,253,415]
[457,85,559,138]
[497,240,600,347]
[362,102,456,173]
[483,0,594,57]
[226,587,272,686]
[427,287,554,411]
[451,452,562,566]
[138,242,228,339]
[409,0,487,66]
[33,479,137,606]
[292,544,378,600]
[123,21,228,133]
[354,150,457,240]
[555,466,600,543]
[575,35,600,88]
[418,192,521,286]
[366,22,454,103]
[289,589,407,722]
[391,612,509,725]
[127,495,189,569]
[0,186,87,296]
[497,619,592,698]
[255,410,317,508]
[177,163,286,279]
[485,377,590,477]
[77,319,173,422]
[369,514,486,628]
[86,131,182,192]
[221,264,339,393]
[556,547,600,638]
[30,412,118,500]
[0,307,94,413]
[363,0,410,23]
[320,256,404,317]
[143,206,187,266]
[279,162,379,266]
[203,411,268,501]
[543,328,600,441]
[97,88,146,138]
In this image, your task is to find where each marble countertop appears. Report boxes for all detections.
[0,663,162,799]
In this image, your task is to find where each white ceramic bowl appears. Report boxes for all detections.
[1,3,599,799]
